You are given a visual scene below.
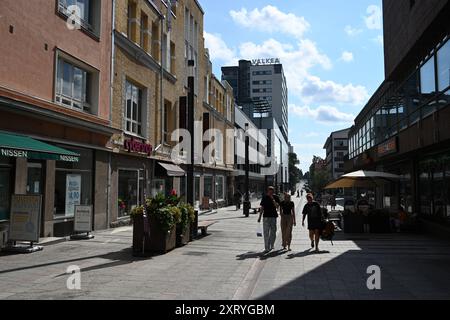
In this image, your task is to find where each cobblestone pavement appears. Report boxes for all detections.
[1,196,450,300]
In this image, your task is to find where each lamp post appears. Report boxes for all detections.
[243,123,250,217]
[186,59,195,207]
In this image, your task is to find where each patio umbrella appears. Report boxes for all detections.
[325,170,401,189]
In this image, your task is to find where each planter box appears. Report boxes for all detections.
[343,214,364,233]
[176,224,190,247]
[132,215,151,256]
[369,215,391,233]
[148,215,176,253]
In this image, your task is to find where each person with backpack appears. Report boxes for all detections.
[302,193,323,253]
[280,193,296,251]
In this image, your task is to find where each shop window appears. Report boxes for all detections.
[56,57,98,115]
[125,80,144,137]
[204,176,213,200]
[54,147,93,218]
[215,176,224,200]
[437,40,450,92]
[118,170,142,218]
[0,166,12,221]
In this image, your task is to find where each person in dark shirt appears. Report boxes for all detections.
[302,193,323,253]
[280,193,296,251]
[258,186,280,253]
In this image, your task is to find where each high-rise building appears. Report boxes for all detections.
[324,128,350,180]
[222,59,288,141]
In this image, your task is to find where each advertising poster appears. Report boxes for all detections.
[9,195,42,242]
[66,174,81,217]
[74,205,92,233]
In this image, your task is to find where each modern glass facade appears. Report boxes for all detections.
[349,37,450,159]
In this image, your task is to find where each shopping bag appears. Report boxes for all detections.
[256,224,263,237]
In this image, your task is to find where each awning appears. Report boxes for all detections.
[0,132,80,162]
[158,162,185,177]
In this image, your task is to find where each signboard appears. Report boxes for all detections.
[378,138,397,157]
[66,174,81,216]
[9,195,42,242]
[124,138,153,156]
[251,58,281,66]
[0,148,79,162]
[74,205,93,233]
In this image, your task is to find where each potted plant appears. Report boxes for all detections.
[343,209,364,233]
[177,203,196,246]
[130,205,151,256]
[369,209,391,233]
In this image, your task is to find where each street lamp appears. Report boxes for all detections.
[243,123,250,217]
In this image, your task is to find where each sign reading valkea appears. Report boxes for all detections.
[9,195,42,242]
[251,58,281,66]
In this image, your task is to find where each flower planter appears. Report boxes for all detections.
[369,215,391,233]
[148,215,176,253]
[132,215,151,256]
[343,214,364,233]
[176,224,190,247]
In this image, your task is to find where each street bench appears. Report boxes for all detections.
[198,221,216,236]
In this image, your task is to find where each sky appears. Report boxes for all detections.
[201,0,385,172]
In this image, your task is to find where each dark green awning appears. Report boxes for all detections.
[0,132,79,162]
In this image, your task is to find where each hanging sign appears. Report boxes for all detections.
[66,174,81,217]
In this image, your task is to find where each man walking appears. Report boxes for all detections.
[258,186,280,253]
[302,193,323,253]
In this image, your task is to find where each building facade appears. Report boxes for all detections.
[0,0,115,237]
[324,128,350,180]
[346,0,450,229]
[222,59,288,141]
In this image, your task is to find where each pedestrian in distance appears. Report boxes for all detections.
[258,186,281,254]
[233,190,242,211]
[302,193,323,253]
[280,193,296,251]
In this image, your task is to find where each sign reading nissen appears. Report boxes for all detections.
[1,148,27,158]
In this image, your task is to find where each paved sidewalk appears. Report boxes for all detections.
[1,196,450,300]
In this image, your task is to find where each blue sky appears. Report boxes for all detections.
[201,0,385,172]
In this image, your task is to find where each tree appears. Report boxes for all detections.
[288,152,301,191]
[308,156,330,194]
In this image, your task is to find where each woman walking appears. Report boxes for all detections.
[280,193,296,251]
[302,193,323,253]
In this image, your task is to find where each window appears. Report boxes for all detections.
[54,147,93,218]
[437,40,450,92]
[215,176,224,200]
[140,12,149,52]
[125,81,143,136]
[127,2,137,42]
[118,170,143,218]
[204,176,213,200]
[56,58,92,113]
[420,57,436,94]
[58,0,97,33]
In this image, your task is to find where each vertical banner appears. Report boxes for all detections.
[66,174,81,217]
[9,195,42,242]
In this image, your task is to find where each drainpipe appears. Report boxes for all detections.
[160,15,165,147]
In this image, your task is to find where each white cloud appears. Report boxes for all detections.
[344,25,363,37]
[289,104,355,124]
[300,76,368,105]
[340,51,354,62]
[230,5,310,39]
[364,5,382,30]
[204,32,237,65]
[373,35,384,46]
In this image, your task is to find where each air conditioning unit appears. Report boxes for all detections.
[0,228,9,249]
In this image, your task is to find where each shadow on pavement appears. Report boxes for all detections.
[0,247,147,275]
[257,233,450,300]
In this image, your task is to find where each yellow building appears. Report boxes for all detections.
[109,0,235,223]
